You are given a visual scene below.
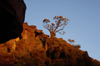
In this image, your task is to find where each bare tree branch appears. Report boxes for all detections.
[43,16,69,38]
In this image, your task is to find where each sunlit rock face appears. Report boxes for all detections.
[0,0,26,43]
[0,22,99,66]
[21,22,37,40]
[4,37,19,53]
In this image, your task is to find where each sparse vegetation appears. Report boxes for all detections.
[73,44,81,48]
[0,22,100,66]
[43,16,69,38]
[68,39,81,48]
[68,39,75,45]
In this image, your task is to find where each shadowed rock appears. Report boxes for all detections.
[0,0,26,43]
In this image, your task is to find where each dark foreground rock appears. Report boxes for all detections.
[0,0,26,43]
[0,22,100,66]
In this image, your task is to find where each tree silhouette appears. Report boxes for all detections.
[43,16,69,38]
[68,39,81,48]
[68,39,75,45]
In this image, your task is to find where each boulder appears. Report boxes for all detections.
[0,0,26,43]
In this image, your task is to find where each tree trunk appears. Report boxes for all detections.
[50,31,56,38]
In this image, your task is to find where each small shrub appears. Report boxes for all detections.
[68,39,75,45]
[73,45,81,48]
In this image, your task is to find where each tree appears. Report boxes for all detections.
[68,39,81,48]
[43,16,69,38]
[68,39,75,45]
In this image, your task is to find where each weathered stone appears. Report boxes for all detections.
[0,22,99,65]
[21,23,37,39]
[4,38,16,53]
[0,0,26,43]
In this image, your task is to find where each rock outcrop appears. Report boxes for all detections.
[0,22,100,66]
[0,0,26,43]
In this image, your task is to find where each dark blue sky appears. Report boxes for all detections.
[24,0,100,61]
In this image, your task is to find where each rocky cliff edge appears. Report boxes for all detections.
[0,22,100,66]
